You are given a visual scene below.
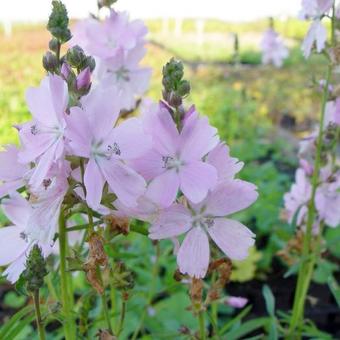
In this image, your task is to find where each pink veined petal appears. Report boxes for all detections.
[0,179,25,198]
[100,159,146,207]
[128,149,165,181]
[204,180,258,217]
[81,85,121,140]
[179,111,219,161]
[177,227,210,278]
[3,252,28,283]
[148,106,179,156]
[179,161,217,204]
[1,193,32,226]
[84,158,105,209]
[315,20,327,52]
[0,145,27,181]
[18,126,56,163]
[208,218,255,261]
[129,67,152,94]
[65,106,92,158]
[25,77,58,127]
[147,169,180,207]
[106,117,152,159]
[206,143,244,181]
[0,226,27,266]
[125,44,147,67]
[29,140,60,189]
[48,74,68,122]
[149,204,191,240]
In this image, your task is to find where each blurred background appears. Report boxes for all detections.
[1,0,338,337]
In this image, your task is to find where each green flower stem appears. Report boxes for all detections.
[101,290,113,334]
[287,6,335,334]
[33,290,46,340]
[198,310,206,340]
[59,210,75,340]
[116,297,127,336]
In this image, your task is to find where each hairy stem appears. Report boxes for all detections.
[33,290,46,340]
[59,210,75,340]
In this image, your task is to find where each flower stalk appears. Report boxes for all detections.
[287,5,336,337]
[33,290,46,340]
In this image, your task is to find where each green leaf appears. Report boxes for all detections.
[225,317,270,340]
[0,305,33,338]
[262,284,275,317]
[327,275,340,307]
[3,291,27,309]
[220,305,252,334]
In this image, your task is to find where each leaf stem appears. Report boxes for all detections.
[33,290,46,340]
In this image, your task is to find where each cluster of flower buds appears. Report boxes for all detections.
[162,58,191,108]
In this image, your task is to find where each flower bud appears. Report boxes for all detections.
[177,80,190,97]
[47,0,72,43]
[49,37,59,52]
[98,0,118,8]
[66,45,86,68]
[84,56,96,72]
[112,261,135,291]
[76,67,91,90]
[22,245,48,293]
[61,62,71,79]
[42,51,59,73]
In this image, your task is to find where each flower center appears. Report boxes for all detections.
[115,67,130,82]
[162,155,183,171]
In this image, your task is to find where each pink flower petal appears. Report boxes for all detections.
[205,180,258,217]
[180,111,219,161]
[177,227,210,278]
[208,218,255,260]
[147,169,180,207]
[179,161,217,203]
[100,159,146,207]
[1,193,31,227]
[0,226,27,266]
[149,204,191,239]
[84,158,105,209]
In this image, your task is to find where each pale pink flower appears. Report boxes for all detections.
[70,10,147,59]
[315,170,340,227]
[149,180,258,278]
[324,98,340,126]
[283,168,312,225]
[18,75,68,189]
[66,85,151,209]
[299,0,333,19]
[0,145,29,198]
[95,46,151,110]
[260,28,288,67]
[302,20,327,58]
[226,296,248,308]
[0,194,53,282]
[206,143,244,184]
[131,103,219,207]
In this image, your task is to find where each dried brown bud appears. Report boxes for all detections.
[217,259,232,286]
[88,233,108,266]
[96,329,117,340]
[84,264,104,294]
[104,214,129,236]
[208,289,220,302]
[190,278,203,303]
[173,269,184,282]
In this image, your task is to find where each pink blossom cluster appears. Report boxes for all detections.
[283,95,340,230]
[70,9,151,110]
[0,72,258,281]
[300,0,333,58]
[260,28,288,68]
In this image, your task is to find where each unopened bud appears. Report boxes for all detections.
[76,67,91,90]
[22,245,48,292]
[49,38,59,52]
[98,0,118,9]
[66,45,86,68]
[42,51,59,73]
[84,56,96,72]
[47,0,72,43]
[177,80,190,97]
[61,62,71,79]
[112,261,135,291]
